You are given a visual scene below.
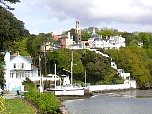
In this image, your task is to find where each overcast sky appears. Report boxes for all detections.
[10,0,152,34]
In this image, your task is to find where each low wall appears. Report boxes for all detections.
[55,89,84,96]
[88,80,136,92]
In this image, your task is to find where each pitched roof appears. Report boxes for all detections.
[10,55,32,63]
[23,56,32,63]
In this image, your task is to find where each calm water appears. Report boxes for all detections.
[63,90,152,114]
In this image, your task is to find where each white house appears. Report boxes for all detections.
[117,69,130,80]
[88,35,126,49]
[4,51,39,91]
[40,42,53,52]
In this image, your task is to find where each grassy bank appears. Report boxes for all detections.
[6,98,35,114]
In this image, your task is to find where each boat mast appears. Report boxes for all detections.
[39,55,43,92]
[85,68,86,87]
[71,50,73,85]
[39,55,42,86]
[54,63,57,89]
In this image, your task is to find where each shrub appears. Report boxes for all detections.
[22,77,37,91]
[24,91,60,114]
[0,97,7,114]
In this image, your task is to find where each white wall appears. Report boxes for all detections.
[120,73,130,80]
[4,51,10,91]
[55,89,84,95]
[8,79,24,91]
[88,80,136,92]
[10,56,31,70]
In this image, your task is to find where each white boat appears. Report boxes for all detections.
[47,51,87,96]
[47,75,85,96]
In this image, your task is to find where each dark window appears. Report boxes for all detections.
[14,63,16,68]
[21,63,24,68]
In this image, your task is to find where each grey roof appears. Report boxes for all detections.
[10,55,32,63]
[23,56,32,63]
[10,55,16,60]
[32,65,38,70]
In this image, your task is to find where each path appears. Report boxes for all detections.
[3,92,18,99]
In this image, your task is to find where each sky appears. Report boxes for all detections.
[9,0,152,35]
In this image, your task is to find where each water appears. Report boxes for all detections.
[63,90,152,114]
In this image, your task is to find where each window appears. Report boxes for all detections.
[14,63,16,68]
[21,63,24,68]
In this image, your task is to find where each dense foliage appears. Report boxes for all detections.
[0,0,20,4]
[47,49,123,85]
[0,5,29,51]
[105,45,152,88]
[22,77,37,91]
[0,97,7,113]
[24,91,60,114]
[0,0,20,10]
[0,53,4,87]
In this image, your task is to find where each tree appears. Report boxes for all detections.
[0,97,7,113]
[0,6,29,51]
[47,49,84,79]
[106,45,152,88]
[0,53,4,87]
[81,30,91,41]
[80,49,117,84]
[98,28,120,38]
[0,0,20,10]
[22,77,36,91]
[138,32,152,49]
[120,32,135,46]
[8,37,30,56]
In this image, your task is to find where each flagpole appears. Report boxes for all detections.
[55,63,56,89]
[39,55,43,92]
[39,55,42,86]
[71,50,73,86]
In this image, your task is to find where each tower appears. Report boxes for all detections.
[75,19,81,43]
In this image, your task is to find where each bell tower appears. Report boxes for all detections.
[75,19,81,43]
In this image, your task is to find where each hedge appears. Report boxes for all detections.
[24,91,60,114]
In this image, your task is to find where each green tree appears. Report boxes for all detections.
[81,30,91,41]
[8,37,30,56]
[0,6,29,51]
[0,0,20,10]
[138,32,152,48]
[0,97,7,113]
[0,53,4,87]
[47,49,84,80]
[22,77,37,91]
[80,49,117,84]
[106,45,152,88]
[98,28,120,38]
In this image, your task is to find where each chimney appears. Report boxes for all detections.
[16,51,19,56]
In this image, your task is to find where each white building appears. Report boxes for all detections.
[117,69,130,80]
[40,42,53,52]
[88,35,126,49]
[4,51,39,91]
[66,32,74,49]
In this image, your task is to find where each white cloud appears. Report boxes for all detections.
[11,0,152,34]
[38,0,152,25]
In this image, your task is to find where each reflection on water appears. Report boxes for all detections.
[105,89,152,98]
[63,90,152,114]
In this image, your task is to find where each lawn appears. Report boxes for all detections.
[6,98,35,114]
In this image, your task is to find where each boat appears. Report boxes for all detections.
[46,51,88,96]
[47,75,86,96]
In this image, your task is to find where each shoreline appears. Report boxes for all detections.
[58,95,91,114]
[58,88,137,114]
